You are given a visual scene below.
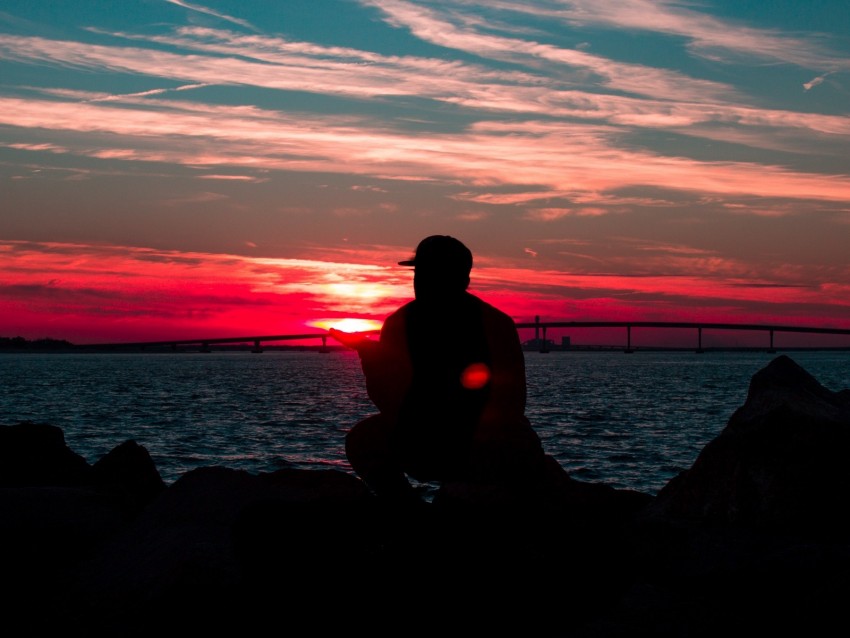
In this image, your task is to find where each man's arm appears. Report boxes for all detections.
[480,306,527,423]
[469,304,544,482]
[358,309,412,418]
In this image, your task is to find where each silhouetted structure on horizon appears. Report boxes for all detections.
[65,319,850,354]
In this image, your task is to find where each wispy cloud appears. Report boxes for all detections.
[2,93,849,207]
[3,27,847,150]
[85,82,210,102]
[804,72,834,91]
[164,0,258,32]
[197,174,268,182]
[359,0,737,102]
[369,0,849,71]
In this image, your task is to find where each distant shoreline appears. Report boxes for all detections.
[3,344,850,354]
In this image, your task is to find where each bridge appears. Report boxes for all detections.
[515,318,850,353]
[83,319,850,354]
[83,332,350,353]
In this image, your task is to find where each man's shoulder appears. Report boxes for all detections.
[386,300,414,321]
[381,301,414,334]
[467,293,516,326]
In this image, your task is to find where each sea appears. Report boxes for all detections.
[3,349,849,496]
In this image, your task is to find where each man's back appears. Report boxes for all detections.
[379,291,524,480]
[343,236,546,501]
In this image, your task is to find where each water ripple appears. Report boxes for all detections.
[2,350,849,494]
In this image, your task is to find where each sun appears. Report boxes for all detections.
[310,317,383,333]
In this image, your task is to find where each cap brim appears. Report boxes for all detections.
[398,259,416,266]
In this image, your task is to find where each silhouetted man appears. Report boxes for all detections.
[333,235,547,504]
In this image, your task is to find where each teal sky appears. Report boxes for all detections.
[1,1,849,344]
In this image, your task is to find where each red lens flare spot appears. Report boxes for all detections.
[461,362,491,390]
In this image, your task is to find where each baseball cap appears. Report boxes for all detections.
[398,235,473,274]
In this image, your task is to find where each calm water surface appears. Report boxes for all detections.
[3,350,849,495]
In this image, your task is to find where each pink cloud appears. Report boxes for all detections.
[3,91,849,213]
[2,240,848,345]
[0,241,410,343]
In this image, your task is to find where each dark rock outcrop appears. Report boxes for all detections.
[91,439,167,510]
[1,423,167,633]
[0,421,91,486]
[646,354,850,535]
[1,355,849,635]
[617,355,850,636]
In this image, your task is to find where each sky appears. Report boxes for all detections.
[1,0,849,347]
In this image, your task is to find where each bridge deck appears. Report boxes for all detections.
[83,321,850,353]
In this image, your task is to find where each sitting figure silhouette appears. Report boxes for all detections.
[333,235,548,504]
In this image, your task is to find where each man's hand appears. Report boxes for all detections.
[329,328,378,354]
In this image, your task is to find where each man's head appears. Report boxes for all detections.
[399,235,472,300]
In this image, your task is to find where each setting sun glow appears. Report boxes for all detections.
[311,318,383,333]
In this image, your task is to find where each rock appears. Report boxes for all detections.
[0,485,136,622]
[2,355,850,636]
[0,421,91,486]
[645,355,850,536]
[621,355,850,636]
[68,466,377,632]
[91,439,167,510]
[1,422,169,633]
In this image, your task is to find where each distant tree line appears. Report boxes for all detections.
[0,336,74,350]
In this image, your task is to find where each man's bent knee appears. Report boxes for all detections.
[345,413,397,475]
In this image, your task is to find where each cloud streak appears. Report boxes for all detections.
[3,239,849,343]
[2,92,849,207]
[164,0,258,32]
[366,0,850,71]
[0,240,409,341]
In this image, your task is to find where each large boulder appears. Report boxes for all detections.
[0,422,165,568]
[645,355,850,535]
[1,422,168,633]
[1,421,165,508]
[0,421,91,486]
[620,355,850,637]
[91,439,167,510]
[67,466,377,632]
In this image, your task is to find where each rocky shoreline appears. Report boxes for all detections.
[3,355,849,636]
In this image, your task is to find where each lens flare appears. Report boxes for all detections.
[461,362,491,390]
